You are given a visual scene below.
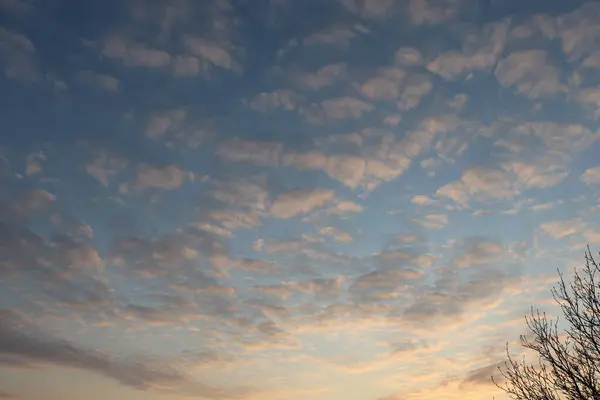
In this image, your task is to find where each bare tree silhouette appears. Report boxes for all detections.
[492,247,600,400]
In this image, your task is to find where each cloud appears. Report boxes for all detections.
[102,36,171,68]
[556,2,600,61]
[581,165,600,184]
[109,228,228,279]
[495,50,566,98]
[270,188,335,219]
[413,213,448,230]
[395,47,424,66]
[576,87,600,119]
[135,164,186,190]
[501,160,568,189]
[318,226,354,243]
[85,149,128,186]
[76,70,119,92]
[0,310,243,398]
[172,55,202,76]
[452,238,505,268]
[427,19,509,80]
[9,188,55,217]
[248,90,300,112]
[208,175,269,211]
[539,218,586,239]
[253,236,349,264]
[0,27,37,81]
[145,108,187,139]
[301,97,374,123]
[24,151,45,176]
[411,195,437,206]
[212,116,460,191]
[297,63,347,90]
[144,108,213,148]
[436,166,517,206]
[461,361,506,388]
[357,67,432,110]
[356,67,432,109]
[396,73,433,110]
[360,68,407,100]
[302,25,361,47]
[338,0,396,19]
[409,0,463,25]
[204,209,262,231]
[216,138,282,166]
[6,2,600,399]
[349,268,422,303]
[184,36,235,70]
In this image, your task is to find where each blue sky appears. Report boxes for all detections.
[1,0,600,399]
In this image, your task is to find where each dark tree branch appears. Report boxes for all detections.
[492,247,600,400]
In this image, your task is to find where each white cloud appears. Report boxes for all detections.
[14,188,55,214]
[145,109,186,140]
[427,19,509,81]
[540,218,586,239]
[323,155,366,189]
[360,68,407,100]
[327,199,364,215]
[581,166,600,184]
[216,138,282,166]
[357,67,432,108]
[249,90,299,112]
[576,87,600,119]
[396,74,432,110]
[495,50,566,98]
[102,36,171,68]
[501,160,569,189]
[395,47,424,66]
[270,188,335,219]
[413,213,448,230]
[318,226,354,243]
[301,97,374,123]
[411,195,437,206]
[298,63,347,91]
[205,209,262,231]
[208,176,269,211]
[135,164,186,190]
[77,70,119,91]
[184,37,234,70]
[86,150,127,186]
[409,0,462,25]
[436,167,518,206]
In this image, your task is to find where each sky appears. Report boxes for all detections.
[1,0,600,399]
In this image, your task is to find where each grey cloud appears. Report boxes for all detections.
[349,269,421,303]
[401,237,522,325]
[0,310,247,398]
[109,228,227,278]
[0,27,38,82]
[461,361,505,387]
